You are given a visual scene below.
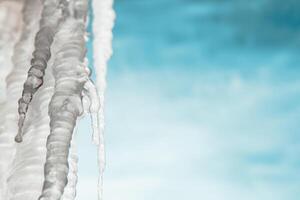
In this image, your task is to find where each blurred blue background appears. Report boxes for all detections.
[77,0,300,199]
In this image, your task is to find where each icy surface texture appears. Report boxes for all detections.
[0,0,115,200]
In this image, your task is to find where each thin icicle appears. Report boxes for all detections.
[83,79,100,144]
[82,79,104,198]
[15,0,69,143]
[92,0,115,199]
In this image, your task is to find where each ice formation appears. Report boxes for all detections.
[0,0,115,200]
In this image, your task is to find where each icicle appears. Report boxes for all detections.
[83,80,100,144]
[82,79,105,199]
[15,0,69,143]
[92,0,115,198]
[39,1,89,199]
[0,1,34,199]
[39,21,88,200]
[0,0,114,199]
[82,77,105,200]
[92,0,115,199]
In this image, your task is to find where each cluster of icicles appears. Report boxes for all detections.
[0,0,115,200]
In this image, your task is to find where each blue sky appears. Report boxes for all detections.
[77,0,300,199]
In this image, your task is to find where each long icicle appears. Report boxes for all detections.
[92,0,115,199]
[38,1,89,199]
[0,1,34,199]
[15,0,69,143]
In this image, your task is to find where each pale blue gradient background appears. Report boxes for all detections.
[77,0,300,199]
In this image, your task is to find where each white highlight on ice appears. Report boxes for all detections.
[92,0,115,200]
